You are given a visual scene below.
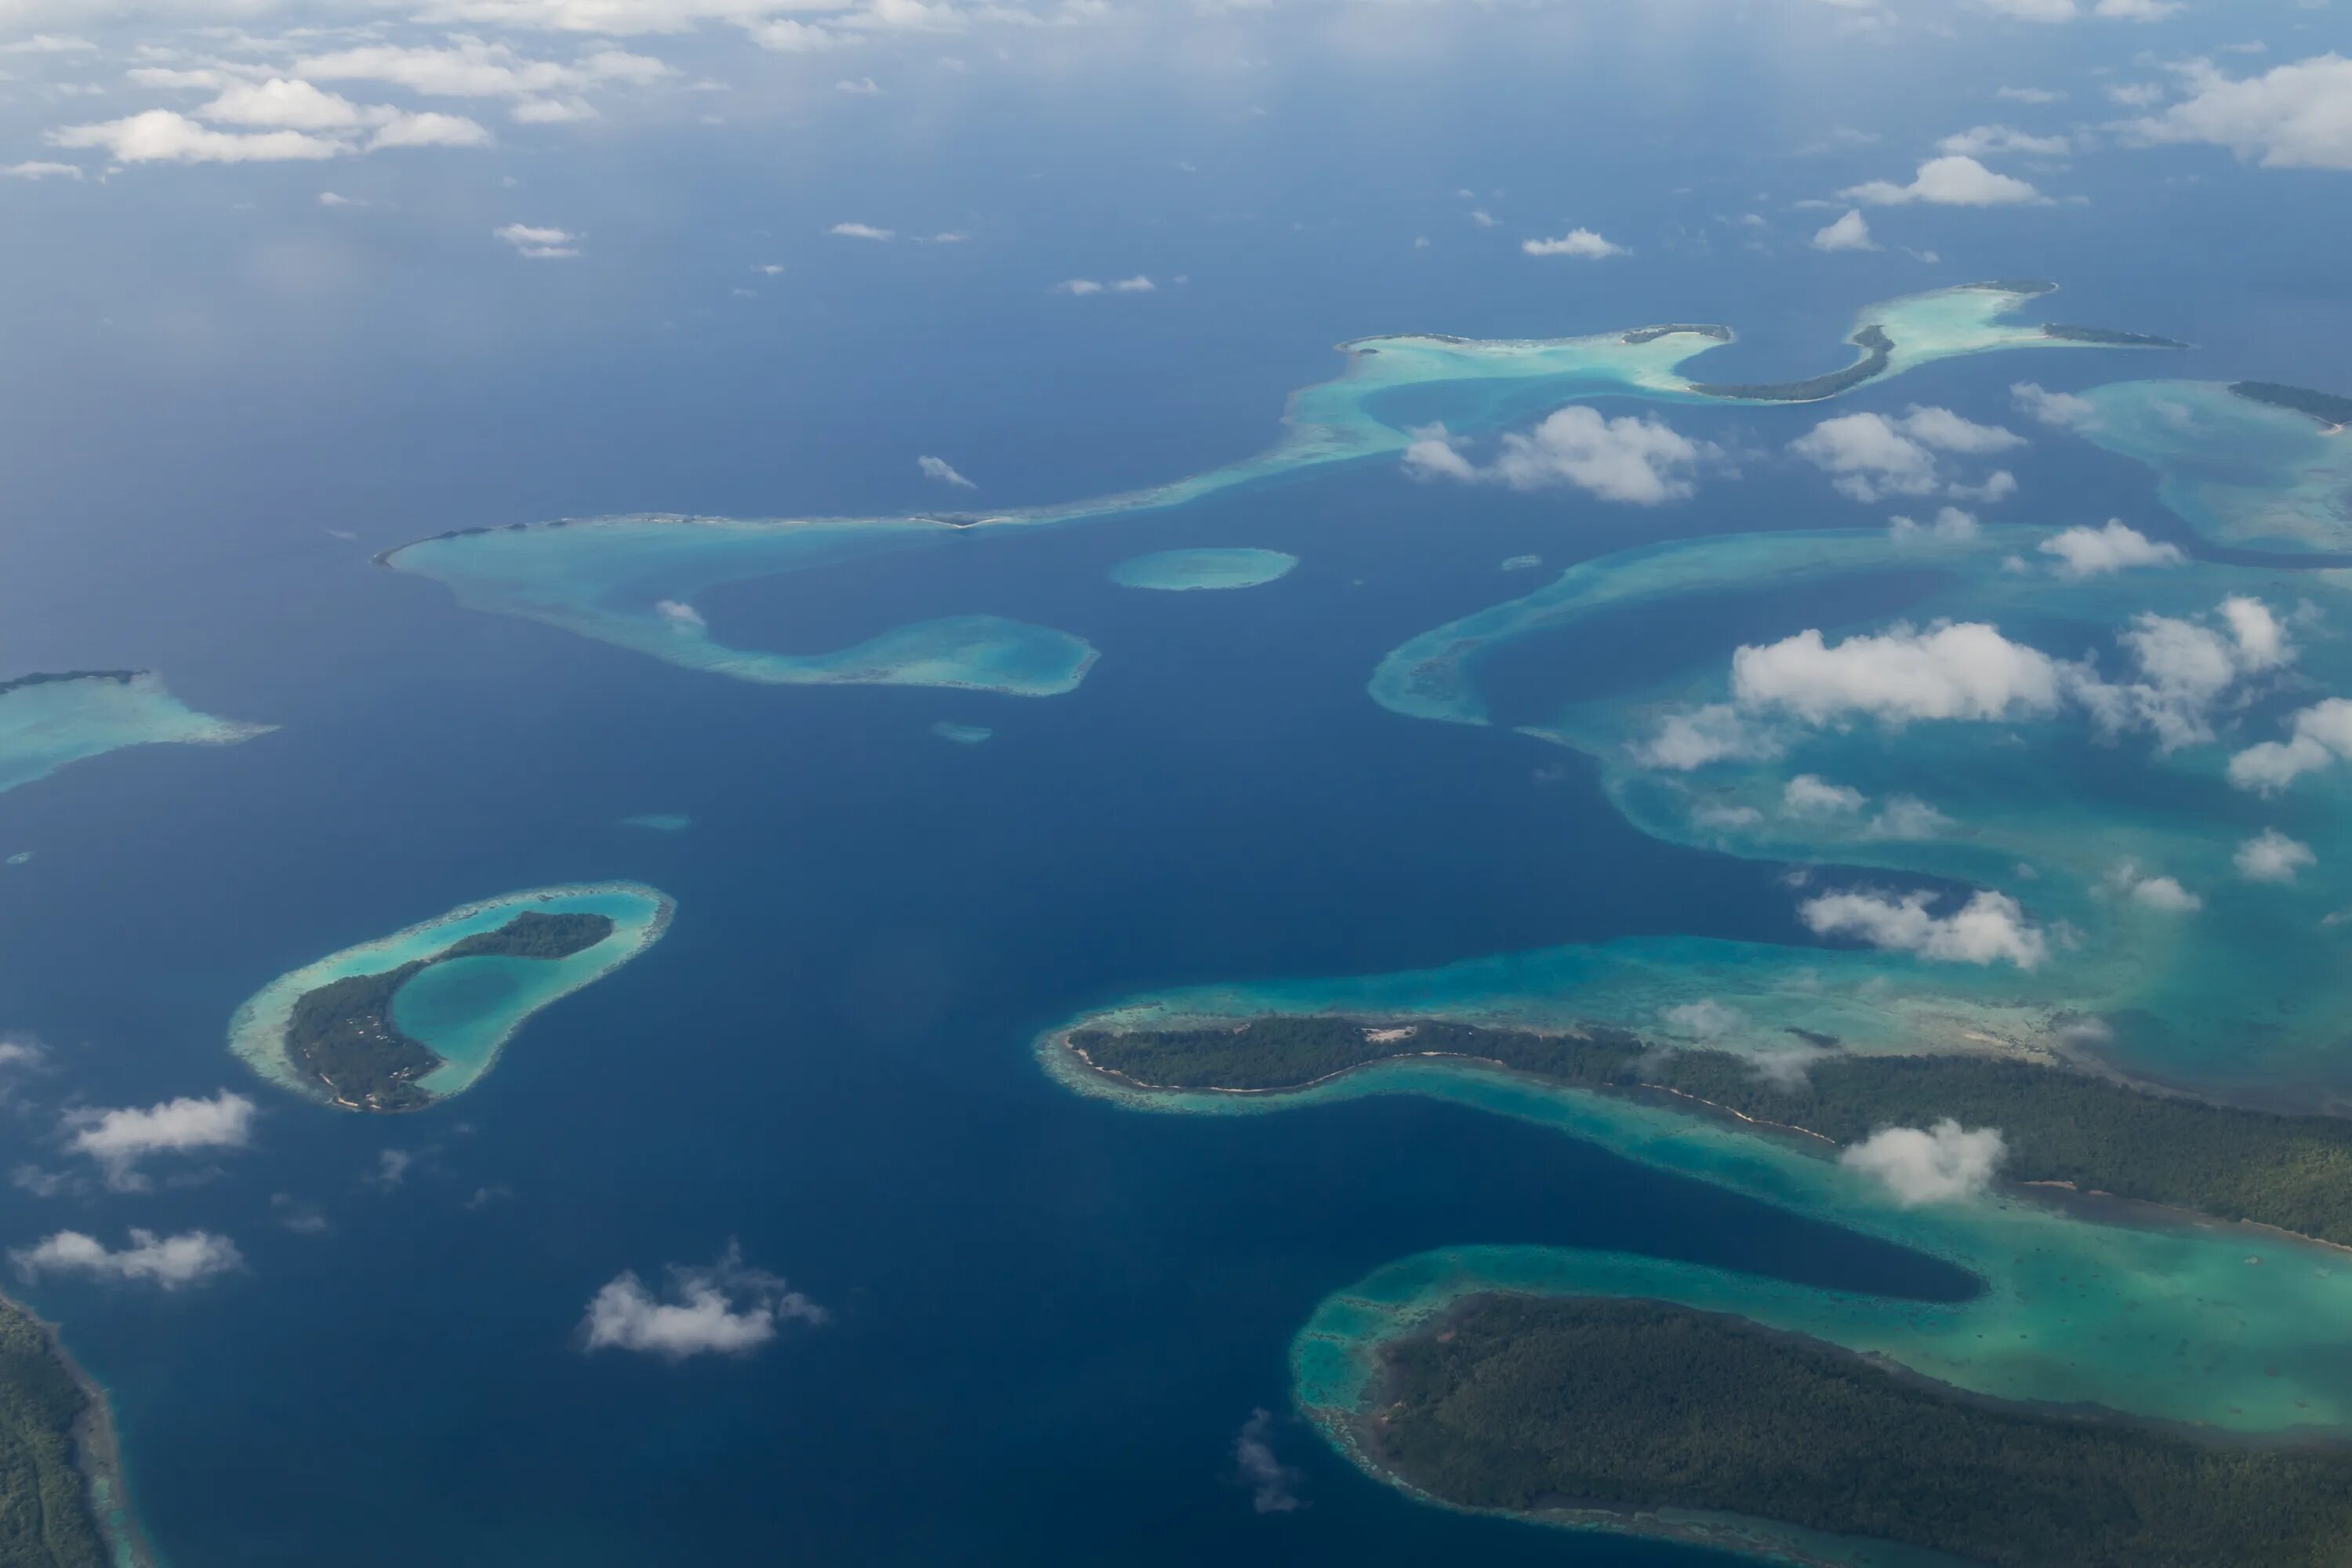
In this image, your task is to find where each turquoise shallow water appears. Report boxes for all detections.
[2072,381,2352,555]
[1109,548,1298,590]
[227,882,673,1105]
[0,673,270,797]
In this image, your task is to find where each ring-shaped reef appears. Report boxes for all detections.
[228,882,673,1112]
[379,283,2168,696]
[0,670,271,797]
[1107,547,1298,590]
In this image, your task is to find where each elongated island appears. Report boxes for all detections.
[0,1290,158,1568]
[228,884,672,1112]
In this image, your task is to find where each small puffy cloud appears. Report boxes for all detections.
[1791,408,2023,503]
[49,111,346,164]
[368,112,494,151]
[513,97,596,122]
[1841,154,2047,206]
[1111,275,1156,292]
[496,222,578,258]
[1868,795,1955,840]
[1842,1120,2005,1205]
[67,1091,255,1188]
[1801,887,2045,967]
[1889,507,1980,543]
[1784,774,1866,815]
[2075,597,2289,751]
[2236,829,2316,884]
[1662,999,1747,1041]
[1810,209,1875,252]
[654,598,705,630]
[1734,622,2063,726]
[917,455,975,489]
[12,1229,243,1290]
[829,221,895,240]
[1056,278,1105,295]
[2012,381,2100,429]
[2108,860,2202,912]
[1,162,82,180]
[200,78,373,130]
[1234,1409,1302,1514]
[293,40,671,100]
[1406,409,1716,505]
[1632,704,1779,771]
[2229,698,2352,793]
[581,1243,825,1360]
[1938,125,2072,158]
[1522,228,1627,259]
[2038,520,2184,579]
[2118,55,2352,171]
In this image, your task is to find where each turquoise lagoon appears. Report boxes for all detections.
[227,882,673,1106]
[2071,380,2352,555]
[1109,548,1298,591]
[0,672,270,797]
[379,285,2150,698]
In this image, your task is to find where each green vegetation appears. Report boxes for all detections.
[1371,1294,2352,1568]
[1623,323,1733,345]
[2041,324,2190,349]
[0,673,137,699]
[1687,324,1893,402]
[1067,1017,2352,1244]
[285,911,614,1112]
[0,1297,106,1568]
[2232,381,2352,428]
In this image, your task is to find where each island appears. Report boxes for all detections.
[0,669,271,798]
[1107,548,1299,591]
[1686,324,1893,403]
[1621,323,1732,345]
[2230,380,2352,430]
[0,1291,155,1568]
[229,884,673,1112]
[2040,324,2190,349]
[1063,1016,2352,1246]
[1364,1294,2352,1568]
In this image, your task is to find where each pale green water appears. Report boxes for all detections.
[1108,547,1298,590]
[0,673,270,797]
[383,285,2123,696]
[928,721,994,745]
[227,882,673,1106]
[2072,380,2352,554]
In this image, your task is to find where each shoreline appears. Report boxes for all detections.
[16,1294,162,1568]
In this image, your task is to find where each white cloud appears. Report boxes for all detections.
[1937,124,2072,158]
[1662,999,1748,1041]
[830,221,894,240]
[1234,1410,1302,1515]
[2074,597,2289,751]
[496,221,578,257]
[1111,274,1155,292]
[1810,209,1876,252]
[12,1229,243,1290]
[2011,381,2100,429]
[66,1091,255,1188]
[581,1243,825,1360]
[1734,622,2063,725]
[49,110,347,164]
[2038,520,2184,579]
[1405,408,1715,505]
[1521,228,1627,260]
[1056,278,1104,295]
[514,96,596,122]
[2236,829,2316,884]
[1972,0,2078,18]
[654,598,704,630]
[1803,887,2045,967]
[1632,703,1779,771]
[1867,795,1955,840]
[1842,1120,2005,1205]
[1889,506,1980,543]
[1784,774,1866,815]
[369,111,494,150]
[2229,698,2352,793]
[293,41,671,100]
[2108,82,2167,108]
[1,161,82,180]
[835,75,879,93]
[2119,55,2352,171]
[917,454,975,488]
[2094,0,2183,18]
[2108,860,2202,911]
[2,34,95,53]
[1841,154,2047,206]
[1790,408,2023,503]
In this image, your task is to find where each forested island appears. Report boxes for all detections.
[1623,323,1733,345]
[2039,325,2190,348]
[286,911,613,1112]
[1367,1294,2352,1568]
[1065,1017,2352,1245]
[0,1295,111,1568]
[2231,381,2352,429]
[1686,325,1893,402]
[0,672,138,699]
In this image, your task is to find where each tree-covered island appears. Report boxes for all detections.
[2231,381,2352,429]
[285,912,613,1112]
[0,1294,115,1568]
[1064,1016,2352,1247]
[1367,1294,2352,1568]
[1686,324,1893,402]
